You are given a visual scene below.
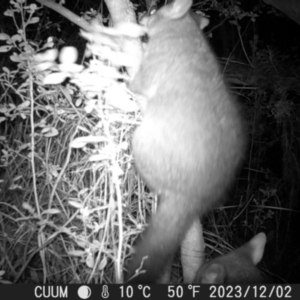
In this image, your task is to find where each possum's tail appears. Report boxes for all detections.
[125,191,198,283]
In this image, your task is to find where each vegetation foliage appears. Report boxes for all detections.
[0,0,299,283]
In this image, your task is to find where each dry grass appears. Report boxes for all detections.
[0,0,290,285]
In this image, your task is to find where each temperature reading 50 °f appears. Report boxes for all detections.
[168,285,184,298]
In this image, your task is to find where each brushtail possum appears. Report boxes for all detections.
[194,233,267,284]
[126,0,245,283]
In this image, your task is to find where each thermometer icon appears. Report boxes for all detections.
[102,285,109,298]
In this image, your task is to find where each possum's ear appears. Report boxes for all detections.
[164,0,192,20]
[190,12,209,30]
[242,232,267,265]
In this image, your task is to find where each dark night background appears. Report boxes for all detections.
[0,0,300,284]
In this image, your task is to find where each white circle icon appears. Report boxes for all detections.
[78,286,92,299]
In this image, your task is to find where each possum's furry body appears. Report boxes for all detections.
[126,0,245,283]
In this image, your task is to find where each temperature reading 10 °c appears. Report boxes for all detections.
[120,285,151,298]
[120,286,134,298]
